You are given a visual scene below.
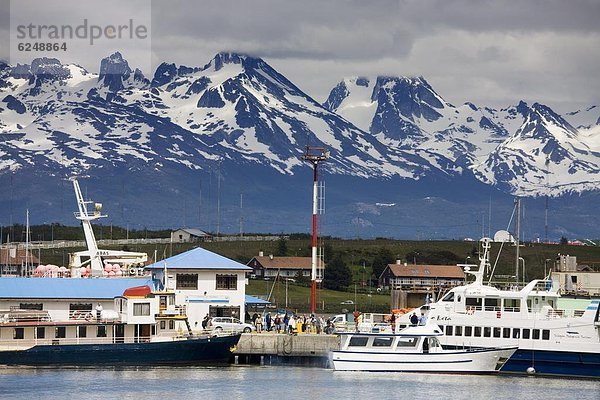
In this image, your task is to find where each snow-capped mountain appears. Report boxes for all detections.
[323,76,600,195]
[0,52,598,238]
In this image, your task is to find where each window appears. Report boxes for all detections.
[512,329,520,339]
[466,297,482,309]
[484,298,500,311]
[396,337,418,347]
[522,329,530,339]
[78,326,87,338]
[474,326,482,337]
[373,337,394,347]
[503,298,520,312]
[216,274,237,290]
[445,325,453,336]
[55,327,66,338]
[160,320,166,329]
[464,326,472,337]
[441,292,454,302]
[503,328,511,338]
[176,274,198,290]
[455,326,462,336]
[97,325,107,337]
[348,336,369,347]
[493,327,501,338]
[542,330,550,340]
[483,327,491,337]
[36,327,45,339]
[14,327,24,339]
[69,303,92,311]
[169,320,175,329]
[533,329,540,340]
[20,303,43,310]
[133,303,151,316]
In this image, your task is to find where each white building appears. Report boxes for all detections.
[145,247,251,329]
[170,228,211,243]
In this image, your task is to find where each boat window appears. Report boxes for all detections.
[36,326,45,339]
[522,329,530,339]
[512,328,520,339]
[13,328,24,340]
[160,320,166,329]
[78,326,87,338]
[441,292,454,302]
[445,325,453,336]
[133,303,151,316]
[457,295,462,302]
[55,326,66,338]
[474,326,482,337]
[483,327,491,337]
[396,337,418,347]
[348,336,369,347]
[429,337,441,348]
[97,325,107,338]
[493,327,501,338]
[19,303,43,310]
[484,298,500,311]
[398,324,407,330]
[542,330,550,340]
[373,337,394,347]
[502,328,510,338]
[533,329,540,340]
[503,299,520,312]
[169,320,175,329]
[466,297,482,309]
[464,326,472,337]
[455,326,462,336]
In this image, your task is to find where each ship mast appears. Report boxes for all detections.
[70,177,106,276]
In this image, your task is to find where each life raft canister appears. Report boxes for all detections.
[496,310,501,319]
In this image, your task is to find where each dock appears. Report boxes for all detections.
[233,333,340,367]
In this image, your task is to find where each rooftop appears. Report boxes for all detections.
[385,264,465,279]
[0,277,152,300]
[146,246,251,270]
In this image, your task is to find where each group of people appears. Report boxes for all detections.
[409,311,427,326]
[250,312,335,335]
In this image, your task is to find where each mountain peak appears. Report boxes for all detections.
[98,52,132,91]
[204,51,264,72]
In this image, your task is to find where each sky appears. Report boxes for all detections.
[1,0,599,112]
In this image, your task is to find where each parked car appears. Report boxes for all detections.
[340,300,354,305]
[209,317,255,333]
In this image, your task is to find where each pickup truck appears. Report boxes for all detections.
[330,313,391,333]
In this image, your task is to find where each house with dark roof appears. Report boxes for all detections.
[0,248,40,276]
[247,253,313,279]
[170,228,212,243]
[379,262,465,308]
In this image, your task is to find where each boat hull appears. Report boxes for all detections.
[331,347,516,373]
[0,335,240,366]
[501,348,600,378]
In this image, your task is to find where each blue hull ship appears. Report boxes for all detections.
[0,334,240,366]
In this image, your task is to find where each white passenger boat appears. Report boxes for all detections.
[331,324,516,373]
[396,238,600,378]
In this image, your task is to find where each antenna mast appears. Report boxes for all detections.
[301,146,328,314]
[70,177,106,276]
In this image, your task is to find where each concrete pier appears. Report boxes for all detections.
[233,333,339,367]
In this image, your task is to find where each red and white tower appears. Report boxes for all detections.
[301,147,328,314]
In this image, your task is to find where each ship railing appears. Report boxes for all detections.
[0,336,156,350]
[157,305,187,317]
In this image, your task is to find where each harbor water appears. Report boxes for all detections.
[0,365,598,400]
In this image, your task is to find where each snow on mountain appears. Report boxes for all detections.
[564,104,600,130]
[473,102,600,195]
[126,52,405,177]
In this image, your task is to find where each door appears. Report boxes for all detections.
[114,324,125,344]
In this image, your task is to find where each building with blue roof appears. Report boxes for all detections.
[145,246,251,326]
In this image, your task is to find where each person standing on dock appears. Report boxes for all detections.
[255,315,263,333]
[265,312,272,332]
[202,314,210,331]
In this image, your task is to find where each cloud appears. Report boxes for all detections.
[1,0,598,112]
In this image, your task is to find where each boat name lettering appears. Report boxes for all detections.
[432,316,451,321]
